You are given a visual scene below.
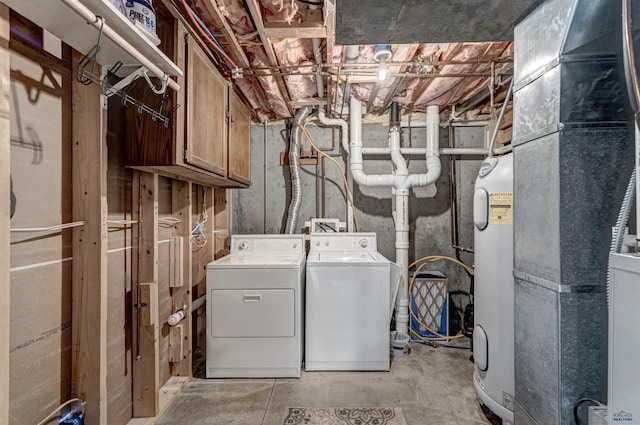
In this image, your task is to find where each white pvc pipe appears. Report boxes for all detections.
[60,0,180,92]
[317,109,349,153]
[401,121,489,128]
[389,128,408,176]
[168,310,186,326]
[349,98,442,335]
[362,147,492,156]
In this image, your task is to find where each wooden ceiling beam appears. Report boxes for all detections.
[188,0,251,68]
[263,23,326,39]
[244,0,294,115]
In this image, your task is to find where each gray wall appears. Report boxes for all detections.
[232,121,484,297]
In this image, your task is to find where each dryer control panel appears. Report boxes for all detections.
[309,233,378,252]
[230,235,305,254]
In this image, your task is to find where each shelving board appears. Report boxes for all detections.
[3,0,182,77]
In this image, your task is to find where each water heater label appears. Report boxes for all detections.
[489,192,512,224]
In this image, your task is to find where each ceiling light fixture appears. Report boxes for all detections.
[373,44,392,82]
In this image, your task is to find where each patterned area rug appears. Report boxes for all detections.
[283,407,408,425]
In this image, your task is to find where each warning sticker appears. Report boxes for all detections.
[489,192,513,224]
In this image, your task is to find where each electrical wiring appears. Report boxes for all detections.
[409,255,474,274]
[297,121,360,232]
[180,0,239,70]
[296,0,324,5]
[573,398,604,425]
[36,398,83,425]
[158,216,182,227]
[191,187,208,250]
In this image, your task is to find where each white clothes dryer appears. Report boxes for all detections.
[305,233,396,371]
[206,234,305,378]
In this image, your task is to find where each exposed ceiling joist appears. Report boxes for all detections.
[263,23,327,39]
[198,0,250,68]
[244,0,294,116]
[408,43,462,109]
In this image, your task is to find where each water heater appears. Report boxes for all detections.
[472,153,514,424]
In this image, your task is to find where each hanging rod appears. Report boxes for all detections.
[59,0,180,92]
[79,69,177,127]
[11,220,87,233]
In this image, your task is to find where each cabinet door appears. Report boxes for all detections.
[185,36,227,176]
[227,89,251,185]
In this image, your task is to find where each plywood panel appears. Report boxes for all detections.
[9,263,72,425]
[9,34,74,425]
[0,6,10,424]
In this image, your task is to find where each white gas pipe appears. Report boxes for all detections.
[349,98,442,335]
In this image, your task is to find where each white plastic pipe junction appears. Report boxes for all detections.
[349,98,442,335]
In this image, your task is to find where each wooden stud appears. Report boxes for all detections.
[169,324,184,363]
[170,180,192,377]
[169,236,184,288]
[138,283,158,327]
[71,50,109,425]
[132,171,159,418]
[126,377,188,425]
[0,6,10,425]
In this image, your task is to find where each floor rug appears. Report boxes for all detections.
[283,407,408,425]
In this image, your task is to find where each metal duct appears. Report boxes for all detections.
[284,106,312,234]
[512,1,635,424]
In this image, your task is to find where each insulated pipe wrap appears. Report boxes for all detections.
[284,106,312,234]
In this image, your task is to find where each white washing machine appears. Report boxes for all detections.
[305,233,397,371]
[206,234,305,378]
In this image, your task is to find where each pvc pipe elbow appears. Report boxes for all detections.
[317,109,350,154]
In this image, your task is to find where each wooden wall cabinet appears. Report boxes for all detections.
[127,9,251,188]
[227,89,251,185]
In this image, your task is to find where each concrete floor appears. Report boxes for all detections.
[156,342,492,425]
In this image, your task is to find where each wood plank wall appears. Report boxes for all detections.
[1,7,232,423]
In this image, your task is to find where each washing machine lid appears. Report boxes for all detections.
[208,253,305,269]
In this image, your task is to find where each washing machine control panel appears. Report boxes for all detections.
[310,233,377,252]
[230,235,305,254]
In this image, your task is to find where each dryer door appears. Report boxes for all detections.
[210,289,295,338]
